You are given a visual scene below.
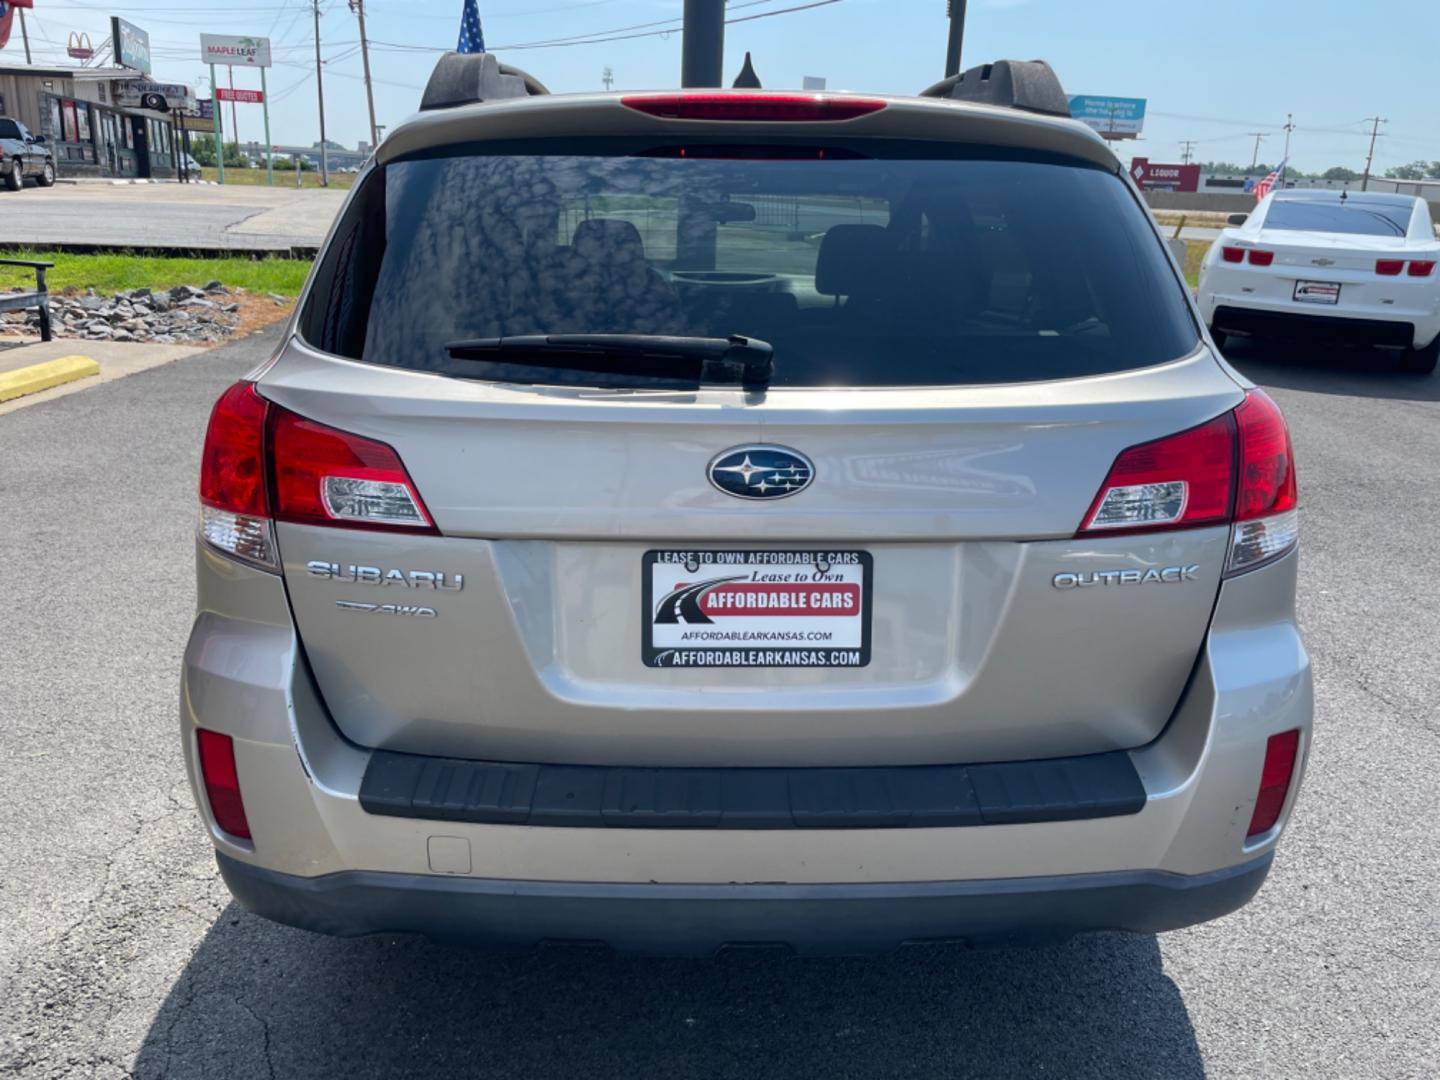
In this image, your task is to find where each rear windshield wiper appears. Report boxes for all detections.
[444,334,774,390]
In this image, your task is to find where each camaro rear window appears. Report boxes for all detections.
[1262,200,1414,237]
[302,142,1198,387]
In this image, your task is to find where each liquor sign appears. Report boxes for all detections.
[1130,158,1202,193]
[111,17,152,74]
[200,34,272,68]
[216,87,264,104]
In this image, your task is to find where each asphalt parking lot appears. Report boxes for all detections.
[1,327,1436,1079]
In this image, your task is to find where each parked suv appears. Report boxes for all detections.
[183,56,1311,953]
[0,117,56,190]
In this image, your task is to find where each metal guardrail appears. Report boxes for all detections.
[0,258,54,342]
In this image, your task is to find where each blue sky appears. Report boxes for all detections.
[14,0,1438,173]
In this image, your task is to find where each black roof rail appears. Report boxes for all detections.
[419,51,550,111]
[920,59,1070,119]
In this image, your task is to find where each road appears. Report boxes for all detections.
[1,328,1437,1079]
[0,185,346,252]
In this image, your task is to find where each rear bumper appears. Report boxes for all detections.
[1209,304,1419,348]
[217,849,1273,954]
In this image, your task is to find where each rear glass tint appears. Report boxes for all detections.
[302,143,1197,387]
[1262,199,1414,237]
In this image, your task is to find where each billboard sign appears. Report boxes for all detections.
[111,17,152,75]
[1069,95,1146,139]
[114,80,197,113]
[1130,158,1201,193]
[200,34,272,68]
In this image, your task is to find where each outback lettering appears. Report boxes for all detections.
[1052,565,1201,589]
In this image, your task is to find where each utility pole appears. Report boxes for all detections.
[227,67,239,150]
[349,0,380,148]
[1281,113,1294,185]
[944,0,968,79]
[602,66,614,91]
[1180,140,1197,165]
[1247,132,1267,170]
[1360,116,1387,192]
[312,0,330,186]
[17,6,31,64]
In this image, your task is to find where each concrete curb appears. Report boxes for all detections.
[0,354,101,404]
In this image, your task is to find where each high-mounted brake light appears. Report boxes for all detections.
[197,381,436,567]
[1078,390,1298,574]
[1246,250,1274,266]
[1375,259,1404,276]
[621,92,886,122]
[1221,247,1244,263]
[197,729,251,840]
[1407,260,1436,277]
[269,409,435,532]
[1247,729,1300,838]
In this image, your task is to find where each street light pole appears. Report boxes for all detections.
[18,7,32,65]
[312,0,330,186]
[680,0,724,88]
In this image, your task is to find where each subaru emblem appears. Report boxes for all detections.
[708,445,814,500]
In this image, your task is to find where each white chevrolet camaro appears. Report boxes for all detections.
[1198,189,1440,374]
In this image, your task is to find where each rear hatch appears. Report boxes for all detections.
[264,104,1240,768]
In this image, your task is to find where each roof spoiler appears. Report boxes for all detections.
[420,51,550,111]
[920,59,1070,119]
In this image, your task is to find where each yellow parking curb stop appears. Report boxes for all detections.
[0,355,102,404]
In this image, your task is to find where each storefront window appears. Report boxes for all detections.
[76,103,92,142]
[47,98,62,142]
[62,101,78,143]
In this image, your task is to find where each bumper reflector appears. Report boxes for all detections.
[197,729,252,840]
[1247,729,1300,838]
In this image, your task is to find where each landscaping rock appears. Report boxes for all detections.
[1,286,247,345]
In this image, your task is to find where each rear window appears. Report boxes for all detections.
[1262,199,1415,237]
[302,141,1197,387]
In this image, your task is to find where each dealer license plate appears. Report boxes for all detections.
[643,549,872,668]
[1294,280,1341,305]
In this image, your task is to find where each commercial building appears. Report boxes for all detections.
[0,62,186,180]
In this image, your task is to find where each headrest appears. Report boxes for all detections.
[572,218,647,262]
[815,224,895,297]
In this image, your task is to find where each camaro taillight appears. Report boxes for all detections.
[1246,250,1274,266]
[621,92,886,122]
[1221,246,1244,263]
[1407,260,1436,277]
[197,381,435,569]
[1376,259,1405,276]
[1079,390,1298,575]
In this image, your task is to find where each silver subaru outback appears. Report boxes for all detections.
[181,56,1311,954]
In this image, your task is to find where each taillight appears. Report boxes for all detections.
[1078,390,1298,574]
[268,409,435,532]
[1407,260,1436,277]
[199,382,276,568]
[1246,250,1274,266]
[197,729,251,840]
[1375,259,1404,276]
[198,381,436,566]
[1078,414,1235,535]
[1229,389,1298,573]
[1247,729,1301,838]
[1221,246,1244,263]
[621,92,886,122]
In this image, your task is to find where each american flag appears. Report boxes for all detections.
[457,0,485,54]
[1253,159,1287,203]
